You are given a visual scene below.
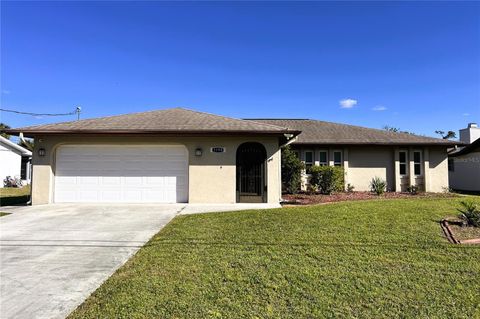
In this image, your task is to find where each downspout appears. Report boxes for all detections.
[280,134,298,147]
[19,132,28,146]
[19,132,33,206]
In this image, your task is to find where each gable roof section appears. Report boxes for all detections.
[250,119,459,146]
[0,136,32,156]
[5,108,300,137]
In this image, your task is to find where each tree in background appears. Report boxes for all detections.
[383,125,416,135]
[383,125,400,132]
[0,123,11,139]
[281,145,304,194]
[435,130,457,140]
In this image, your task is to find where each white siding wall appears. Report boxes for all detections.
[0,144,22,188]
[449,151,480,192]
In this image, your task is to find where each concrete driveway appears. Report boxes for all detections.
[0,202,279,319]
[0,204,182,319]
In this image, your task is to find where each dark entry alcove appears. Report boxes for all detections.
[236,142,267,203]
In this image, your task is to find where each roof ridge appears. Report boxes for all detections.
[17,107,290,132]
[245,118,310,121]
[15,108,173,130]
[254,118,449,141]
[5,107,302,136]
[176,107,292,131]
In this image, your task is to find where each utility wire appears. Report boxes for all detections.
[0,108,78,117]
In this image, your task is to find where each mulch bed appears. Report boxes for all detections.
[441,218,480,245]
[282,191,456,205]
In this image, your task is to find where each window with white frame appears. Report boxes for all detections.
[413,151,422,176]
[333,151,342,167]
[305,151,313,173]
[399,151,408,175]
[319,151,328,166]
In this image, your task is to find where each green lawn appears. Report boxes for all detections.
[69,197,480,319]
[0,212,11,217]
[0,185,30,206]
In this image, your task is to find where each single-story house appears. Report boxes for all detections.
[252,119,458,192]
[0,135,32,187]
[4,107,458,205]
[448,123,480,192]
[4,108,300,205]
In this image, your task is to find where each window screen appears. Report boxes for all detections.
[333,151,342,167]
[399,151,407,175]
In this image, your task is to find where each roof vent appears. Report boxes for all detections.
[468,123,478,128]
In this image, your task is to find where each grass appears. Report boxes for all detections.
[0,212,11,217]
[69,197,480,319]
[0,185,30,206]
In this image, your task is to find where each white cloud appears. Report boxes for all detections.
[339,98,357,109]
[463,113,470,116]
[372,105,387,111]
[1,89,10,95]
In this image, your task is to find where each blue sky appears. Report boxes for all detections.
[1,1,479,137]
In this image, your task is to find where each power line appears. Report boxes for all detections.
[0,107,82,120]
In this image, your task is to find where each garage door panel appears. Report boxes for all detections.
[55,145,188,203]
[101,190,122,202]
[102,176,122,185]
[78,176,100,185]
[78,190,98,202]
[54,190,76,202]
[124,176,144,186]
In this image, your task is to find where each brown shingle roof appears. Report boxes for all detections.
[448,138,480,156]
[251,119,459,146]
[6,108,300,136]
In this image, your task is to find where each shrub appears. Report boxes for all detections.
[407,185,419,195]
[442,186,452,193]
[457,201,480,227]
[309,165,344,195]
[370,177,386,195]
[281,145,304,194]
[306,184,318,195]
[346,183,355,193]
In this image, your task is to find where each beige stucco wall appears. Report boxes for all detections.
[449,151,480,192]
[347,146,395,192]
[293,145,449,193]
[427,147,449,192]
[31,134,281,205]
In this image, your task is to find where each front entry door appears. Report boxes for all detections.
[236,142,267,203]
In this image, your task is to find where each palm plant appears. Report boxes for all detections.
[457,201,480,227]
[370,177,386,195]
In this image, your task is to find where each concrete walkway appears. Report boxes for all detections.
[0,203,279,319]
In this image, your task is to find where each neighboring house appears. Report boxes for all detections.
[252,119,458,192]
[448,123,480,192]
[0,135,32,187]
[3,108,458,205]
[4,108,300,205]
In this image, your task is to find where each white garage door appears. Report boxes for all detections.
[54,145,188,203]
